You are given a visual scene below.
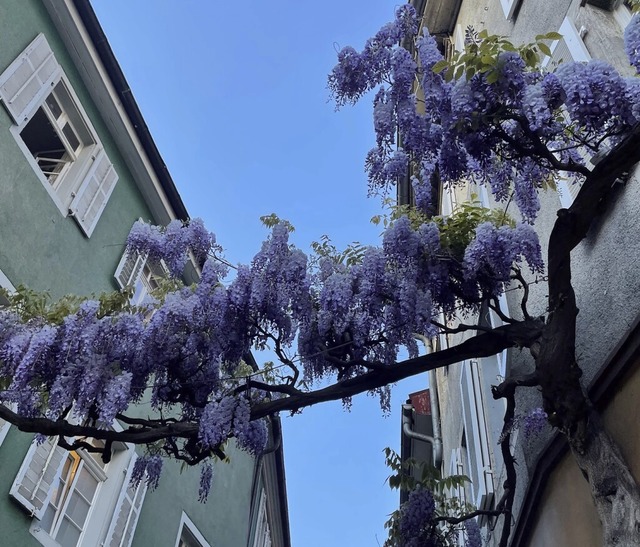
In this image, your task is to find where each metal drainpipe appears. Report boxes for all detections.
[411,333,443,470]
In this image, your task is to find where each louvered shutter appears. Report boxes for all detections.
[68,147,118,236]
[10,436,67,519]
[460,361,494,516]
[114,248,146,290]
[104,454,147,547]
[0,34,62,125]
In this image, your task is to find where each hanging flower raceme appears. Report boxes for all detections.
[625,14,640,74]
[399,485,436,545]
[463,222,543,297]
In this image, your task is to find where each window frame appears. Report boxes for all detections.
[543,17,592,208]
[252,489,273,547]
[614,1,634,30]
[174,512,211,547]
[11,433,141,547]
[0,415,10,448]
[0,33,119,237]
[499,0,522,21]
[34,446,108,547]
[114,231,168,306]
[103,452,147,547]
[459,360,495,517]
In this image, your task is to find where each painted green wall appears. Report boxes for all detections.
[133,444,257,547]
[0,3,258,547]
[0,0,155,299]
[0,428,42,547]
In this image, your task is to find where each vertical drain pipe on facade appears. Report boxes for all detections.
[403,334,443,471]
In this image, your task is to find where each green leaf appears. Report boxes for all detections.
[538,42,552,57]
[444,66,455,82]
[541,31,563,41]
[432,59,449,74]
[259,213,295,232]
[524,48,538,68]
[486,70,499,84]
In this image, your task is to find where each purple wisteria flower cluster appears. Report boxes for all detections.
[625,14,640,74]
[131,454,163,491]
[523,407,549,438]
[329,8,640,221]
[463,222,544,296]
[1,7,639,501]
[0,207,546,494]
[465,518,482,547]
[398,485,436,546]
[127,217,215,277]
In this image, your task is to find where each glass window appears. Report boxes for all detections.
[0,34,119,237]
[39,447,107,547]
[20,81,94,190]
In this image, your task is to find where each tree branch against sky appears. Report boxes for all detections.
[2,5,640,545]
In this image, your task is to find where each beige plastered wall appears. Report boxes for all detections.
[526,357,640,546]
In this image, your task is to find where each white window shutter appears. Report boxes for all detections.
[104,453,147,547]
[10,436,67,519]
[0,416,10,447]
[114,249,146,290]
[460,361,494,515]
[69,147,119,237]
[0,34,62,125]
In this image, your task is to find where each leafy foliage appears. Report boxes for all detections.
[432,29,561,83]
[0,8,638,534]
[383,448,477,547]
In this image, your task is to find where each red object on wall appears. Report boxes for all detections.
[409,389,431,415]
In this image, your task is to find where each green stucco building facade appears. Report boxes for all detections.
[0,2,289,546]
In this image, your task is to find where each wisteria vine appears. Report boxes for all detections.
[0,7,638,520]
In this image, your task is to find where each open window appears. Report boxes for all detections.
[10,436,144,547]
[114,243,167,306]
[20,81,95,189]
[0,34,118,237]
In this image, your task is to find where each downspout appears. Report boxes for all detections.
[409,333,443,470]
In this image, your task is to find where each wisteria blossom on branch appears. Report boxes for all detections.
[0,11,639,543]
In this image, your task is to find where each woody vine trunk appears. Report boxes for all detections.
[533,124,640,544]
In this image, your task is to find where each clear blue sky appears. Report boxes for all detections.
[91,1,428,544]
